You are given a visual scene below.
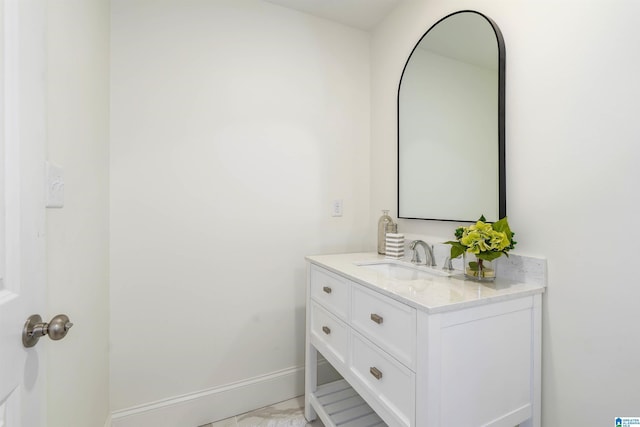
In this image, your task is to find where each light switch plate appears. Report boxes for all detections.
[46,161,64,208]
[332,199,343,217]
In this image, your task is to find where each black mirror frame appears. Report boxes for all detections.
[397,10,506,222]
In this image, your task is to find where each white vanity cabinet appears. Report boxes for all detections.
[304,253,544,427]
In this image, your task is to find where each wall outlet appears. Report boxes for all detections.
[332,199,343,217]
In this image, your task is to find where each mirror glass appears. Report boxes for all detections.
[398,10,505,222]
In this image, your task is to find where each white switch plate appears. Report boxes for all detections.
[46,161,64,208]
[332,199,343,217]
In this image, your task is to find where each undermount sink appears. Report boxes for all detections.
[355,260,452,280]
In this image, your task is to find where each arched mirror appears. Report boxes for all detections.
[398,10,505,222]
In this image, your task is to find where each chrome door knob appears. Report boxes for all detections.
[47,314,74,340]
[22,314,74,348]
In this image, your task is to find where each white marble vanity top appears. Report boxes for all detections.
[306,252,545,314]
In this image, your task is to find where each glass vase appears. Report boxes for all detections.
[463,253,497,281]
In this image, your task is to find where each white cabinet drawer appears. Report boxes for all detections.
[310,266,349,321]
[352,285,416,369]
[350,331,415,427]
[310,301,349,364]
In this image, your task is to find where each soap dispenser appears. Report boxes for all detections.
[377,210,395,254]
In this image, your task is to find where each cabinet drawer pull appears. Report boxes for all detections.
[370,366,383,380]
[370,313,383,324]
[322,326,331,335]
[323,286,332,294]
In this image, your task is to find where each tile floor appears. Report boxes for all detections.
[198,396,325,427]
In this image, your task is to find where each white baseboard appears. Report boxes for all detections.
[110,365,305,427]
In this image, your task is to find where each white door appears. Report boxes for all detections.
[0,0,48,425]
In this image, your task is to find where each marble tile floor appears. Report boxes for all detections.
[198,396,325,427]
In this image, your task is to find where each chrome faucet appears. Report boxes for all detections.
[409,240,436,267]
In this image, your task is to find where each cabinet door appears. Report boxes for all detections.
[438,298,535,426]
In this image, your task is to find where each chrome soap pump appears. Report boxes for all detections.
[377,210,396,254]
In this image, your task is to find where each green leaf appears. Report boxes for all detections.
[444,241,466,259]
[492,216,513,241]
[468,261,479,271]
[454,227,464,240]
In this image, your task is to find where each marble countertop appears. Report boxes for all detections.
[306,252,545,314]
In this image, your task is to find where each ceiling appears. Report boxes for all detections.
[262,0,404,30]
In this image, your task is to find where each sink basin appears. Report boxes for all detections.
[355,260,452,280]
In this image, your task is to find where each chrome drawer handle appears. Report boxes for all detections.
[323,286,332,294]
[322,326,331,335]
[370,313,383,324]
[370,367,383,380]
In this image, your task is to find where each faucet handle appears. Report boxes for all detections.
[409,240,422,264]
[442,256,454,271]
[427,244,437,267]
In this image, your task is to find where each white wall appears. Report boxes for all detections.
[372,0,640,425]
[46,0,111,426]
[109,0,370,419]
